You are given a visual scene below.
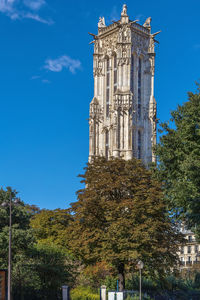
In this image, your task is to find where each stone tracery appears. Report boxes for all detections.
[89,5,158,164]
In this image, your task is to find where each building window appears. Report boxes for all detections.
[188,235,192,242]
[130,54,134,92]
[118,108,121,150]
[106,58,110,118]
[188,246,191,254]
[93,119,96,156]
[114,56,117,93]
[138,58,142,119]
[188,256,191,262]
[105,130,109,159]
[138,130,141,159]
[180,246,184,254]
[195,245,199,253]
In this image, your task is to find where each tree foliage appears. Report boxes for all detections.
[0,187,35,268]
[0,187,72,300]
[30,208,72,250]
[155,87,200,236]
[68,157,182,291]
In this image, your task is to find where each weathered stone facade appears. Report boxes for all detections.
[89,5,158,165]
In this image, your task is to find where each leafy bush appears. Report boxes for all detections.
[70,286,99,300]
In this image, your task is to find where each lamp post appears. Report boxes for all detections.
[137,260,144,300]
[1,193,20,300]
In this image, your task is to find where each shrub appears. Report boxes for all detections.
[70,286,99,300]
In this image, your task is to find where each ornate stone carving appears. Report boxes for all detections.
[121,4,127,16]
[89,98,103,122]
[118,27,131,43]
[143,17,152,28]
[117,44,131,65]
[93,59,104,76]
[149,56,155,75]
[102,33,118,54]
[148,36,155,53]
[94,39,103,54]
[114,94,132,110]
[98,17,106,28]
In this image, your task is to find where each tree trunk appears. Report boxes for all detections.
[118,263,125,291]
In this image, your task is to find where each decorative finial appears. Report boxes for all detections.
[143,17,152,28]
[98,17,106,28]
[121,4,127,16]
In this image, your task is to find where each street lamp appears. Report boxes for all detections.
[137,260,144,300]
[1,193,20,300]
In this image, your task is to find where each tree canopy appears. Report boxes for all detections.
[30,208,72,250]
[155,87,200,237]
[0,187,73,300]
[68,157,182,291]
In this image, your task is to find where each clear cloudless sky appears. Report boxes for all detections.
[0,0,200,209]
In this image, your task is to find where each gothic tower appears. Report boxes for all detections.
[89,5,158,165]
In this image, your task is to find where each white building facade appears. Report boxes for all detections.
[89,5,158,165]
[178,227,200,270]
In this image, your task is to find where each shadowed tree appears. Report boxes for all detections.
[155,86,200,238]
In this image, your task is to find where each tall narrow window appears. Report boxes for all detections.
[138,58,142,119]
[188,236,192,242]
[93,119,96,156]
[106,58,110,118]
[130,55,134,92]
[114,56,117,92]
[105,130,109,159]
[138,130,141,159]
[118,108,121,150]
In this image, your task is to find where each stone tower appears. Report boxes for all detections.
[89,4,158,165]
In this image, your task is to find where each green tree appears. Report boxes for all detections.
[12,244,73,300]
[30,209,72,249]
[155,87,200,236]
[68,157,182,291]
[0,187,35,268]
[0,187,72,300]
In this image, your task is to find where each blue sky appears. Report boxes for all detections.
[0,0,199,209]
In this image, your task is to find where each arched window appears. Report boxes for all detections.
[138,58,142,119]
[113,55,117,92]
[130,54,134,92]
[138,130,141,159]
[105,130,109,159]
[106,58,110,118]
